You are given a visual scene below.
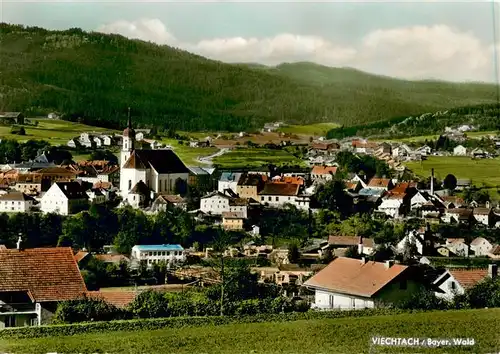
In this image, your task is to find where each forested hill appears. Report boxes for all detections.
[1,23,499,132]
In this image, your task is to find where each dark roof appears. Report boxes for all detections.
[237,173,265,186]
[259,183,300,196]
[55,182,88,200]
[123,150,188,174]
[130,181,150,195]
[0,112,22,118]
[0,247,87,302]
[0,191,35,202]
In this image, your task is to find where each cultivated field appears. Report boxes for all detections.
[278,122,340,136]
[406,156,500,188]
[0,118,116,145]
[0,309,497,353]
[213,147,306,169]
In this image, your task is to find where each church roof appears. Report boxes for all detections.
[122,150,189,174]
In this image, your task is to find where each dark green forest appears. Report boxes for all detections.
[1,23,499,132]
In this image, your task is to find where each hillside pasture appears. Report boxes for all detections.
[213,147,306,169]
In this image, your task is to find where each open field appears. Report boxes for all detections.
[0,118,116,145]
[213,147,306,169]
[278,123,340,136]
[406,156,500,188]
[0,309,497,353]
[159,138,218,166]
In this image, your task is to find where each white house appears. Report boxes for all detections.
[433,265,497,300]
[119,115,189,200]
[93,136,102,148]
[470,237,493,256]
[396,230,425,255]
[473,208,491,226]
[79,133,94,148]
[258,183,310,210]
[100,135,113,146]
[218,172,242,194]
[67,139,78,148]
[311,166,337,183]
[327,236,375,256]
[415,145,432,156]
[40,182,88,215]
[86,189,106,205]
[410,192,429,210]
[0,192,35,213]
[304,257,422,310]
[377,194,407,218]
[392,144,412,158]
[453,145,467,156]
[131,244,186,269]
[200,191,231,215]
[445,238,470,257]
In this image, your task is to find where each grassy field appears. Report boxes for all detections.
[213,147,305,169]
[159,138,218,166]
[0,309,497,353]
[0,118,116,145]
[278,123,340,136]
[406,156,500,188]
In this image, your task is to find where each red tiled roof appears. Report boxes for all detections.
[74,251,90,263]
[368,178,390,188]
[328,236,374,248]
[304,257,408,297]
[87,291,137,309]
[449,269,489,289]
[312,166,338,175]
[259,183,300,196]
[0,247,87,302]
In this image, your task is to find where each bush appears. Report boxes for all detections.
[128,290,169,318]
[398,290,449,311]
[54,297,128,324]
[0,308,415,340]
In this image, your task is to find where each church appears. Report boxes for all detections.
[119,111,189,206]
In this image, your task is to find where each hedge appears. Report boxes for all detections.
[0,308,417,339]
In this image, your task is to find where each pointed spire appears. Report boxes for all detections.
[127,107,132,128]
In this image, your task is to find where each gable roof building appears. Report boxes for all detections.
[303,257,421,310]
[434,265,497,300]
[0,246,87,327]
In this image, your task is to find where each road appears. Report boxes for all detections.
[196,148,230,165]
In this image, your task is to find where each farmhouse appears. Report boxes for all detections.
[0,246,87,328]
[151,194,187,212]
[311,165,337,182]
[304,257,423,310]
[327,236,374,256]
[453,145,467,156]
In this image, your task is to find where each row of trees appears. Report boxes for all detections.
[0,139,74,164]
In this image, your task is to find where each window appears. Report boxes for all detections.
[449,281,456,290]
[149,252,152,256]
[162,251,165,256]
[128,180,132,190]
[268,197,271,201]
[275,197,279,201]
[5,316,15,327]
[166,251,170,256]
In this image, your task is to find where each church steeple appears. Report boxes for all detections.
[122,107,135,166]
[127,107,132,129]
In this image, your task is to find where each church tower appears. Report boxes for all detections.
[121,107,135,168]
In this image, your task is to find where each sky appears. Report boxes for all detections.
[2,0,500,83]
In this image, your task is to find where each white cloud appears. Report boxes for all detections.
[98,18,500,83]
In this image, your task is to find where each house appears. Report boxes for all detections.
[367,178,393,191]
[187,166,212,192]
[396,230,425,255]
[96,165,120,185]
[443,208,473,225]
[433,265,497,300]
[472,148,488,159]
[222,211,245,230]
[94,254,130,266]
[130,244,186,269]
[151,194,187,212]
[453,145,467,156]
[67,139,78,148]
[377,193,410,218]
[445,238,470,257]
[0,112,25,124]
[351,140,378,154]
[377,143,392,155]
[410,192,430,211]
[327,236,374,256]
[470,237,493,256]
[200,191,232,215]
[0,192,35,213]
[218,172,242,195]
[119,115,189,200]
[236,173,266,201]
[13,173,42,195]
[78,133,95,149]
[100,135,113,146]
[86,188,106,205]
[415,145,432,156]
[311,165,337,182]
[40,181,89,215]
[310,142,340,154]
[87,291,138,309]
[259,183,310,210]
[392,144,412,158]
[455,179,472,190]
[304,257,423,310]
[0,246,87,328]
[126,180,152,209]
[473,208,492,226]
